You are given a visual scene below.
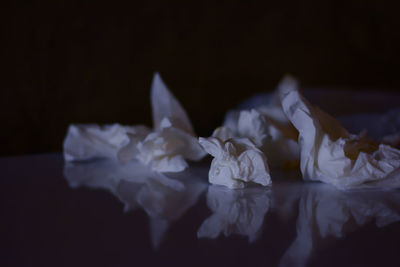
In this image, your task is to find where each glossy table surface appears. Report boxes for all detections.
[2,154,400,267]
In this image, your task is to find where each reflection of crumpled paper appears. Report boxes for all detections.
[64,73,206,173]
[116,173,206,248]
[199,136,271,189]
[280,184,400,267]
[213,77,299,168]
[64,159,206,249]
[279,76,400,189]
[197,185,270,242]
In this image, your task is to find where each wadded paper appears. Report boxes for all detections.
[279,76,400,189]
[118,73,206,172]
[212,77,299,168]
[63,124,150,162]
[199,136,271,189]
[64,73,206,173]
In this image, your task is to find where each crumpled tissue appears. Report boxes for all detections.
[64,73,206,173]
[199,136,271,189]
[212,77,299,167]
[117,73,206,172]
[63,123,150,162]
[279,76,400,189]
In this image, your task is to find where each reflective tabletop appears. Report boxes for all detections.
[2,154,400,267]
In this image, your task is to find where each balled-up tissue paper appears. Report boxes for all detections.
[279,76,400,190]
[64,73,206,173]
[212,77,300,168]
[63,124,150,162]
[199,136,271,189]
[118,73,206,172]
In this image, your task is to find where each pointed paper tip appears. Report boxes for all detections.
[281,74,299,88]
[150,72,195,134]
[153,71,161,82]
[150,71,174,110]
[278,74,300,99]
[151,72,165,94]
[282,73,296,80]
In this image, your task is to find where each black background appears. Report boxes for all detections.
[1,0,400,156]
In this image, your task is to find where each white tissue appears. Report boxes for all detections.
[199,136,271,189]
[279,76,400,189]
[63,123,150,162]
[150,74,195,135]
[118,73,206,172]
[213,77,300,167]
[63,72,206,172]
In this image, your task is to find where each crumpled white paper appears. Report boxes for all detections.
[199,136,271,189]
[279,76,400,189]
[64,73,206,172]
[235,81,400,149]
[117,73,206,172]
[213,109,268,147]
[197,185,270,242]
[63,123,150,162]
[213,77,300,168]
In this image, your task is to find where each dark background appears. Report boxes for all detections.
[1,0,399,156]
